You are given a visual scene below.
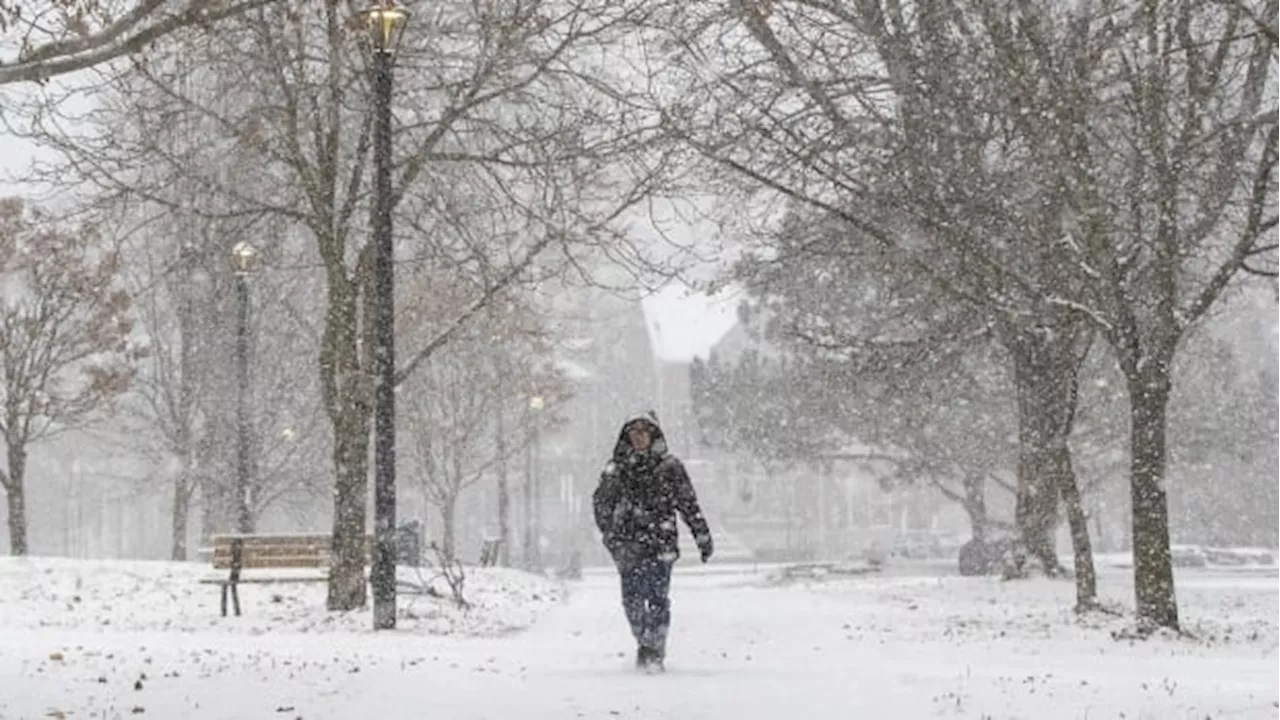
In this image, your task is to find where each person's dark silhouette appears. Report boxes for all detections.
[592,411,713,671]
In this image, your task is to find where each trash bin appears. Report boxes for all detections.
[395,520,422,566]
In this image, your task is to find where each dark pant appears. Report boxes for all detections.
[617,555,674,654]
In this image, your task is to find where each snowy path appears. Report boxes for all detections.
[2,562,1277,719]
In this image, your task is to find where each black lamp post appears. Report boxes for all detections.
[362,0,408,632]
[230,241,259,535]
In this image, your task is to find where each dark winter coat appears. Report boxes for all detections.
[592,412,713,564]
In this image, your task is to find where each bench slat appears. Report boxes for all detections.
[199,576,328,585]
[211,536,332,548]
[209,533,373,570]
[210,534,370,546]
[213,555,371,567]
[214,546,329,559]
[213,549,373,560]
[213,556,332,569]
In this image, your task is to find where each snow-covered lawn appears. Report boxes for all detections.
[0,557,1274,719]
[0,556,564,638]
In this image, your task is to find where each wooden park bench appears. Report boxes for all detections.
[200,533,370,617]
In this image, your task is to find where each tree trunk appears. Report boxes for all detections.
[962,473,988,543]
[1058,450,1097,609]
[1007,333,1069,577]
[495,402,510,567]
[1004,322,1097,605]
[327,410,370,611]
[170,472,192,561]
[529,420,542,569]
[956,473,997,577]
[321,267,373,613]
[1127,370,1178,630]
[5,445,28,556]
[522,418,539,570]
[440,492,457,563]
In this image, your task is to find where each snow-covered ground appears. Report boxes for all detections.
[0,557,1275,719]
[0,557,563,638]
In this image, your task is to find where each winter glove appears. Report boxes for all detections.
[695,533,714,563]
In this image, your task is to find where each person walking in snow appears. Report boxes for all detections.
[592,411,714,672]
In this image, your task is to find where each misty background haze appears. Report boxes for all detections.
[0,221,1272,566]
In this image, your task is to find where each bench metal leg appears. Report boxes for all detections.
[220,584,229,617]
[228,538,243,617]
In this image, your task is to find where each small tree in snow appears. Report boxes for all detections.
[401,289,568,565]
[0,198,142,555]
[403,343,504,564]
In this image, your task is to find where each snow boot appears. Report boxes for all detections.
[636,646,664,673]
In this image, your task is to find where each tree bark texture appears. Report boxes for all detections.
[1004,323,1098,608]
[4,445,27,556]
[440,493,458,564]
[1059,448,1098,609]
[328,409,371,611]
[1127,370,1178,629]
[322,275,374,612]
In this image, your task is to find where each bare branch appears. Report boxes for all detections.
[0,0,278,85]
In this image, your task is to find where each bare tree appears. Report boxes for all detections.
[400,274,570,563]
[483,302,565,569]
[403,343,499,564]
[1036,0,1277,630]
[0,198,141,555]
[652,0,1275,622]
[121,237,208,560]
[650,0,1105,607]
[967,4,1276,624]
